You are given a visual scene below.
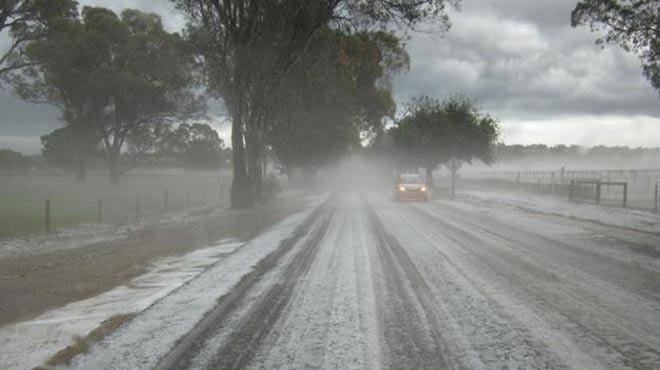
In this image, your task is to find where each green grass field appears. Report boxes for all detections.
[0,171,232,238]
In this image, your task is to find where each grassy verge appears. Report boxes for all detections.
[33,313,137,369]
[0,171,231,238]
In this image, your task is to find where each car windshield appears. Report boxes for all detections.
[400,175,423,183]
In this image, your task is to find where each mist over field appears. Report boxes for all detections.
[463,146,660,172]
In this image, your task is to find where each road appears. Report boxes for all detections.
[81,191,660,370]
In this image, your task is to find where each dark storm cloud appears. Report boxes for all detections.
[394,0,660,120]
[1,0,659,152]
[467,0,574,30]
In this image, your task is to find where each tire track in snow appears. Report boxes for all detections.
[203,204,336,370]
[366,195,560,369]
[154,195,338,370]
[405,199,660,369]
[246,193,383,369]
[426,199,660,296]
[362,194,454,369]
[370,196,590,369]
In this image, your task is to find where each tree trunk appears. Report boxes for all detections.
[109,166,120,186]
[107,145,121,186]
[426,165,434,188]
[302,166,317,186]
[251,132,264,204]
[230,113,254,208]
[246,130,262,203]
[76,148,87,182]
[108,158,120,186]
[254,169,264,203]
[448,158,460,196]
[75,156,87,183]
[73,126,88,183]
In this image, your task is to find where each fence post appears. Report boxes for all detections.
[97,199,102,224]
[164,189,168,211]
[655,183,658,212]
[596,180,601,204]
[136,194,140,218]
[568,179,574,201]
[45,199,51,233]
[622,182,627,208]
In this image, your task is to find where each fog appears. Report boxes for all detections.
[0,169,233,238]
[462,151,660,172]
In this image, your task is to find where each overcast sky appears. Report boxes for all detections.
[1,0,659,154]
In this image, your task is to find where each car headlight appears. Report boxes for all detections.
[421,186,427,192]
[399,186,405,192]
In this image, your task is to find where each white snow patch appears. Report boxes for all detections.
[246,193,382,370]
[67,197,324,370]
[0,239,242,370]
[0,223,130,261]
[458,189,660,234]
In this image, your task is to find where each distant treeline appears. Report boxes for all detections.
[494,144,660,162]
[0,149,32,171]
[0,122,232,173]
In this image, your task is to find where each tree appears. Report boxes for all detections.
[156,123,226,168]
[8,7,107,181]
[89,8,204,184]
[40,126,78,170]
[10,6,204,184]
[268,29,407,181]
[182,123,225,168]
[389,96,499,190]
[572,0,660,95]
[0,0,77,79]
[172,0,457,208]
[0,148,31,170]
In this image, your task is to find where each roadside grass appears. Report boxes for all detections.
[35,313,137,369]
[0,171,231,238]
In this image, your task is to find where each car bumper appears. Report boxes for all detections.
[396,191,428,201]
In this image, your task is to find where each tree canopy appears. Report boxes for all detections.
[9,7,108,180]
[40,121,228,171]
[156,123,228,168]
[92,7,204,184]
[40,126,79,171]
[0,148,31,170]
[388,96,499,185]
[172,0,459,207]
[267,28,408,178]
[0,0,78,79]
[9,6,204,183]
[572,0,660,95]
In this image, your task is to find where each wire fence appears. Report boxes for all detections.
[0,172,232,238]
[463,167,660,212]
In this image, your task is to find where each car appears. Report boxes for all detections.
[394,173,428,202]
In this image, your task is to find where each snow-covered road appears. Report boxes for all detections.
[72,191,660,369]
